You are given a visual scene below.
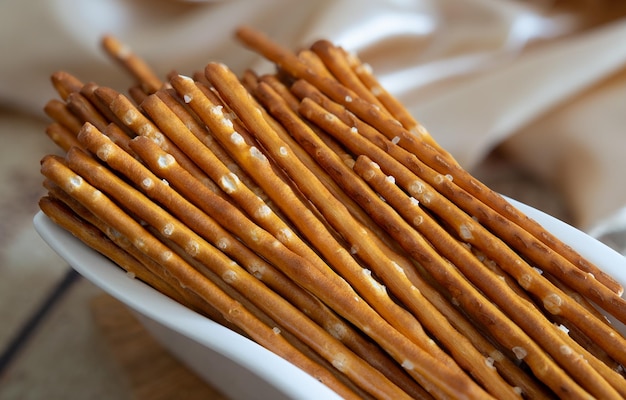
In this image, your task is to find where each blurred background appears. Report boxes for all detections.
[1,1,625,398]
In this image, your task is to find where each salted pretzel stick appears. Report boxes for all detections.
[203,66,516,399]
[340,47,418,131]
[99,123,136,156]
[298,92,611,391]
[141,94,310,251]
[172,75,469,396]
[66,92,110,132]
[65,138,414,400]
[235,26,623,298]
[43,99,84,135]
[59,151,367,397]
[236,75,401,254]
[40,189,226,326]
[39,195,188,304]
[309,40,386,112]
[347,74,624,299]
[352,154,626,398]
[93,86,211,185]
[133,138,425,398]
[205,64,480,365]
[256,72,360,171]
[240,69,260,94]
[50,71,84,101]
[76,120,423,398]
[128,85,148,105]
[290,70,625,302]
[254,80,555,398]
[101,35,163,94]
[80,82,130,129]
[295,81,626,356]
[297,49,336,79]
[351,155,616,399]
[140,87,422,394]
[335,68,625,299]
[257,74,358,172]
[176,73,435,349]
[153,88,264,200]
[205,63,421,277]
[132,136,427,399]
[40,155,361,399]
[170,74,490,400]
[254,81,536,400]
[179,72,438,354]
[45,122,81,152]
[300,94,626,366]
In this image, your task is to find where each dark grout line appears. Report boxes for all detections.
[0,268,81,377]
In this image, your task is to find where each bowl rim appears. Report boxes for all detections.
[33,211,342,400]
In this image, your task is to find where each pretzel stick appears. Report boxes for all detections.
[58,151,371,400]
[296,96,624,397]
[140,94,311,253]
[128,85,148,105]
[132,135,426,399]
[237,75,402,254]
[38,195,191,306]
[93,86,211,185]
[299,91,626,368]
[76,121,424,398]
[40,154,362,398]
[299,49,339,80]
[45,122,81,152]
[353,155,620,399]
[257,74,358,172]
[260,73,619,397]
[353,154,626,398]
[335,63,625,299]
[80,82,130,129]
[66,92,110,132]
[169,74,490,400]
[253,80,538,400]
[204,64,488,371]
[101,35,163,94]
[153,88,265,201]
[67,132,415,400]
[254,80,555,398]
[235,25,623,299]
[140,85,429,397]
[341,47,418,131]
[290,67,624,302]
[309,40,386,112]
[170,76,463,397]
[44,99,84,135]
[185,70,444,354]
[295,80,626,363]
[308,36,623,296]
[40,188,227,326]
[50,71,84,101]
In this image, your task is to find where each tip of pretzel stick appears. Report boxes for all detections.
[93,86,123,110]
[50,71,84,100]
[101,35,131,59]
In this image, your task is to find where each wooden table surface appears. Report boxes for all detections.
[91,293,229,400]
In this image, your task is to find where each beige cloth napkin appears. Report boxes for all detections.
[1,0,624,230]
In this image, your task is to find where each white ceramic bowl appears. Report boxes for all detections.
[33,197,626,399]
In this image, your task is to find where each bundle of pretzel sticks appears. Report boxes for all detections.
[38,25,626,399]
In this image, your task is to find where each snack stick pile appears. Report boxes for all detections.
[38,26,626,399]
